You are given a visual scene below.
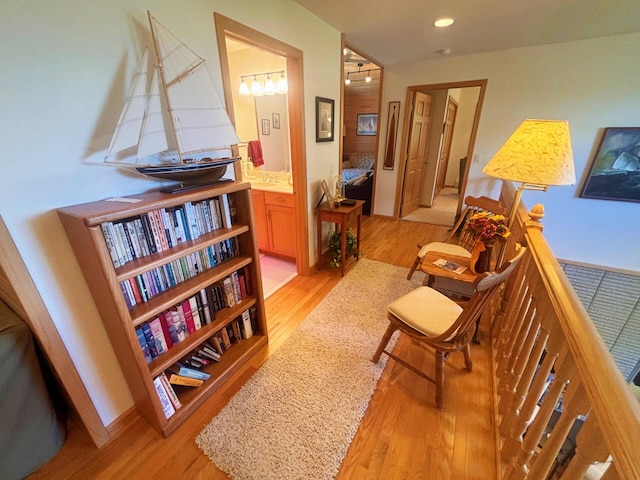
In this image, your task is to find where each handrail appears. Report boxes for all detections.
[493,183,640,479]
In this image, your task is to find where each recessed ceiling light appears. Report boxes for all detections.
[437,48,452,55]
[434,18,454,28]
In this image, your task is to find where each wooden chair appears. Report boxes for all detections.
[372,247,526,409]
[406,195,507,280]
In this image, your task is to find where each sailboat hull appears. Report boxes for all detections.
[135,157,239,183]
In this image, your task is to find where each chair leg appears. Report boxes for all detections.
[406,255,421,280]
[463,343,473,372]
[372,323,397,363]
[435,350,446,409]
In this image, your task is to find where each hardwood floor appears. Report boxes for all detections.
[28,216,497,480]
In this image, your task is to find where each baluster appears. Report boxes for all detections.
[501,321,564,464]
[528,381,591,479]
[560,414,611,479]
[504,352,576,480]
[491,245,529,339]
[499,306,540,422]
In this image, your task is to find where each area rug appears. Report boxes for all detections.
[196,258,421,480]
[402,186,459,226]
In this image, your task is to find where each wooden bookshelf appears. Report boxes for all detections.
[58,182,267,437]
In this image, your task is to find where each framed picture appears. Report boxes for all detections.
[315,97,334,142]
[320,179,335,208]
[383,101,400,170]
[261,119,270,136]
[580,127,640,203]
[272,113,280,129]
[357,113,378,136]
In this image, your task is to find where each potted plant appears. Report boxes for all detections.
[327,228,359,268]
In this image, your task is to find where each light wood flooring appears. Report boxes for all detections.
[28,216,497,480]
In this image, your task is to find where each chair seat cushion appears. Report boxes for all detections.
[388,286,463,338]
[418,242,471,259]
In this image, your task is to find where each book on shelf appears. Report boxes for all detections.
[196,347,220,362]
[136,327,152,364]
[222,277,236,307]
[241,309,253,339]
[153,376,176,419]
[149,317,168,355]
[432,258,467,274]
[249,306,259,333]
[171,363,211,380]
[231,319,242,343]
[180,300,196,335]
[219,194,231,228]
[169,373,204,387]
[189,296,202,330]
[142,323,158,359]
[158,372,182,410]
[220,325,233,349]
[159,312,179,347]
[213,332,226,353]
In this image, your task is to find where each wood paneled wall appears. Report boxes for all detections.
[343,83,380,155]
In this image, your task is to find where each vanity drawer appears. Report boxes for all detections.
[264,191,294,207]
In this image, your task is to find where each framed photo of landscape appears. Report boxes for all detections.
[580,127,640,203]
[315,97,334,142]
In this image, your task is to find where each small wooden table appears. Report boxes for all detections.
[419,251,479,288]
[316,200,364,277]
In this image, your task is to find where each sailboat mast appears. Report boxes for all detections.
[147,10,183,163]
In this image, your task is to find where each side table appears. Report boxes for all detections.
[316,200,364,276]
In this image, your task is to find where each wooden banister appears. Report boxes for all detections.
[493,184,640,479]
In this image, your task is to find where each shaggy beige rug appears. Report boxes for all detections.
[196,259,421,480]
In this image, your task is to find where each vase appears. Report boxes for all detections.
[470,241,493,274]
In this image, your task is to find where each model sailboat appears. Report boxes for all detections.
[105,11,240,190]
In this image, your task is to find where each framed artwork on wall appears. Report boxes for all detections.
[315,97,334,142]
[580,127,640,203]
[261,119,270,136]
[272,113,280,129]
[356,113,377,136]
[383,101,400,170]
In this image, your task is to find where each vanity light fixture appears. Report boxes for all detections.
[238,70,287,96]
[264,75,276,95]
[238,78,250,95]
[250,75,263,96]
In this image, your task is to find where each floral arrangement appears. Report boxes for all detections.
[466,212,511,244]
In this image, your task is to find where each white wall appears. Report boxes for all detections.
[375,33,640,271]
[0,0,341,425]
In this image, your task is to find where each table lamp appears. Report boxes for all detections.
[482,119,576,227]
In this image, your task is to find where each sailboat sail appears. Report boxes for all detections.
[149,13,239,160]
[137,68,167,159]
[105,50,149,158]
[105,11,240,186]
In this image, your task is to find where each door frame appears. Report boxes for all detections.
[393,79,488,218]
[214,13,309,275]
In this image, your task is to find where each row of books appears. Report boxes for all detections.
[101,193,236,269]
[135,268,254,363]
[153,307,259,419]
[120,237,239,309]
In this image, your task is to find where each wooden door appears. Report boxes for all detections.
[251,190,269,251]
[435,96,458,195]
[400,92,432,217]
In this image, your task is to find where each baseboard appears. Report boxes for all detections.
[105,406,140,443]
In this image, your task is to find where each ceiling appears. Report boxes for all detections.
[293,0,640,66]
